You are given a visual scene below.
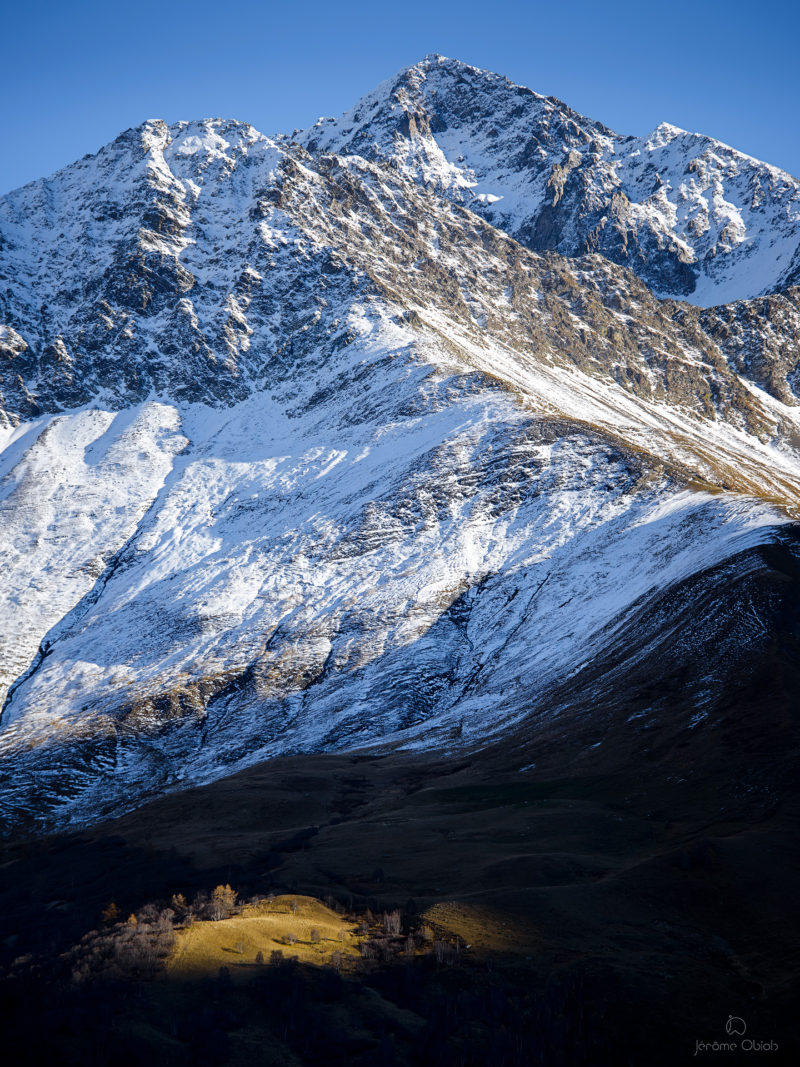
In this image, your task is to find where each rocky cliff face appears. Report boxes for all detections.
[1,58,799,834]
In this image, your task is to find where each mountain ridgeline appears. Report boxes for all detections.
[0,55,799,835]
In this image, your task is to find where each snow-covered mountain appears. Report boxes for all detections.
[1,58,799,833]
[303,55,800,305]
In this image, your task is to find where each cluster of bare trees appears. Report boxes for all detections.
[358,908,462,966]
[185,883,238,922]
[71,905,177,982]
[71,883,242,983]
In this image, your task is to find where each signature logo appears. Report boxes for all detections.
[694,1016,778,1054]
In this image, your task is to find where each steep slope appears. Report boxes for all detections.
[2,120,800,483]
[302,54,800,304]
[0,405,186,708]
[1,351,790,831]
[0,67,799,833]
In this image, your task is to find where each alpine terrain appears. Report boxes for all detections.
[0,54,798,1065]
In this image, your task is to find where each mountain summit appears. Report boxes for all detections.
[304,54,800,304]
[0,58,799,833]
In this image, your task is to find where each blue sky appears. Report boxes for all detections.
[2,0,798,194]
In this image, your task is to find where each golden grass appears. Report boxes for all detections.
[166,895,361,981]
[422,901,538,955]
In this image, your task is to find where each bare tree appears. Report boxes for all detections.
[383,909,401,936]
[170,893,190,923]
[101,901,119,925]
[361,941,378,960]
[211,884,237,921]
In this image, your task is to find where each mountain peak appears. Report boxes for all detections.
[298,59,800,305]
[648,120,689,141]
[413,51,451,67]
[407,52,511,80]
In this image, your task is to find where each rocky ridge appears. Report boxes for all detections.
[303,54,800,304]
